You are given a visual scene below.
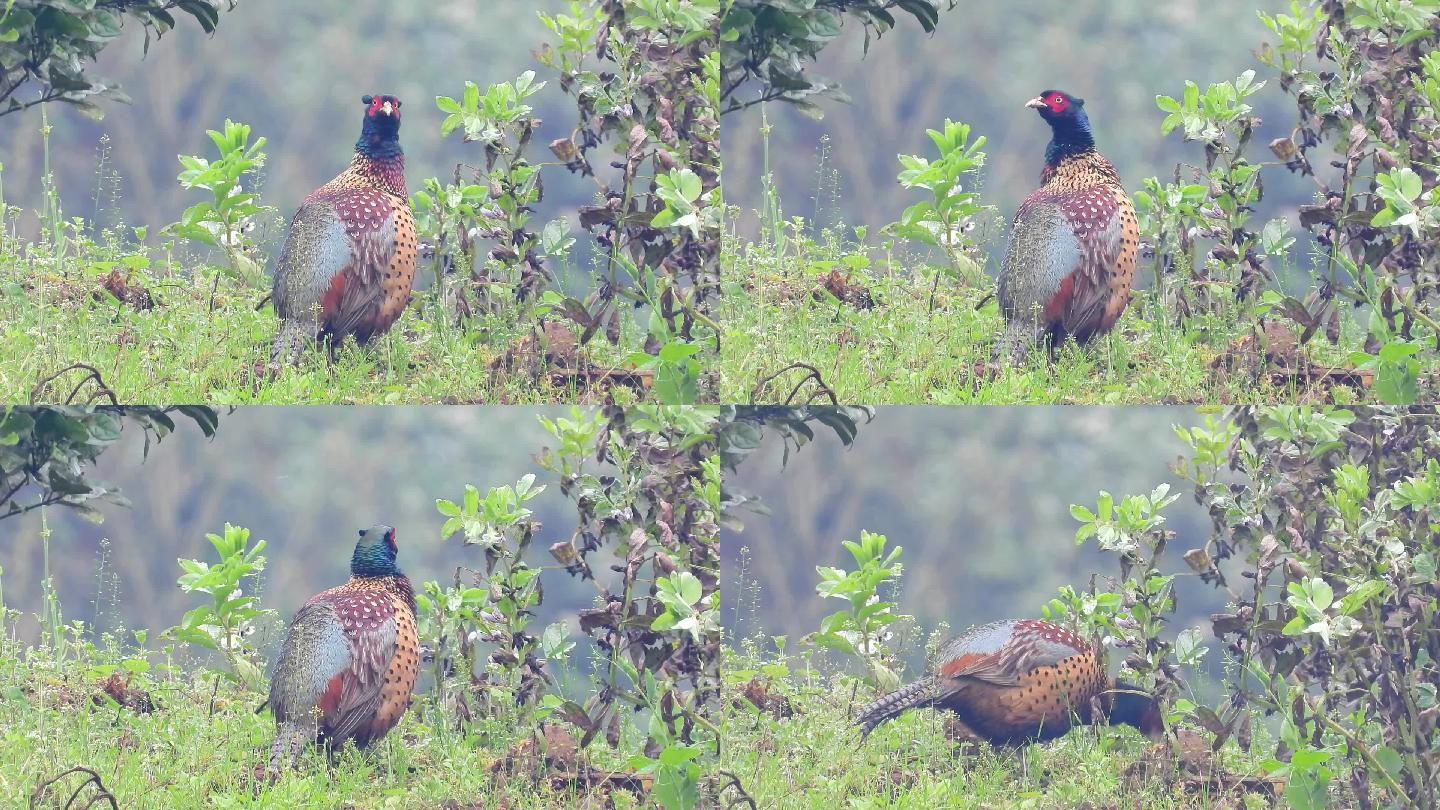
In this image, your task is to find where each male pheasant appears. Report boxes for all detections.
[267,524,419,774]
[269,94,418,368]
[855,619,1162,745]
[996,90,1139,364]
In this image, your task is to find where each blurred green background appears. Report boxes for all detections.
[722,406,1229,673]
[723,0,1311,249]
[0,1,592,249]
[0,406,605,660]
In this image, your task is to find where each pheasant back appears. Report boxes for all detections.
[933,619,1108,744]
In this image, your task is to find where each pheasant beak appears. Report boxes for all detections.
[382,100,395,116]
[1025,97,1048,110]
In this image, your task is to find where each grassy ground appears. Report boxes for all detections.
[0,626,652,809]
[0,222,646,406]
[719,229,1382,406]
[719,644,1284,810]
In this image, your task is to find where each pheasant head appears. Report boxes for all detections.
[1104,681,1165,739]
[356,94,403,158]
[1026,89,1095,167]
[350,523,402,578]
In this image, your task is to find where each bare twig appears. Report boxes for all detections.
[715,770,758,810]
[29,364,118,406]
[749,363,838,406]
[29,766,118,810]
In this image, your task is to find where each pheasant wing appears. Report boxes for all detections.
[935,620,1090,687]
[268,599,352,723]
[1053,185,1132,341]
[323,188,399,341]
[271,202,352,324]
[997,199,1079,327]
[313,588,399,744]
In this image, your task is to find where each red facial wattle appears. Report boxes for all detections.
[366,95,399,118]
[1047,93,1069,114]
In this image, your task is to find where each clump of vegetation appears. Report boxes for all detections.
[162,119,274,297]
[1174,407,1440,810]
[804,529,909,691]
[1253,3,1440,403]
[0,406,218,523]
[1018,405,1440,810]
[0,0,238,120]
[417,0,723,405]
[720,0,959,113]
[164,522,274,691]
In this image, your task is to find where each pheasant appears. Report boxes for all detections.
[855,619,1162,745]
[269,94,418,368]
[996,90,1139,364]
[267,524,419,774]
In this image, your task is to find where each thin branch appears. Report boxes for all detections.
[1306,696,1415,810]
[30,364,117,405]
[29,766,117,810]
[749,363,838,406]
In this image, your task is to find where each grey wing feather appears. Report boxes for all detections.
[325,693,383,744]
[1024,635,1090,668]
[271,202,351,321]
[268,602,350,723]
[931,621,1083,687]
[322,614,397,744]
[931,621,1023,686]
[933,620,1018,666]
[997,203,1080,323]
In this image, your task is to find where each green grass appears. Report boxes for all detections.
[0,222,645,406]
[0,626,651,808]
[719,228,1377,405]
[719,645,1282,810]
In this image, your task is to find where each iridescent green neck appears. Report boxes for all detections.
[350,542,400,578]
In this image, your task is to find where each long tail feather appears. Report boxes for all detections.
[268,721,307,775]
[856,679,937,738]
[996,319,1044,365]
[269,320,307,368]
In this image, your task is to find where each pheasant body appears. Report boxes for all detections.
[856,619,1161,745]
[270,94,417,367]
[268,524,418,774]
[997,90,1138,363]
